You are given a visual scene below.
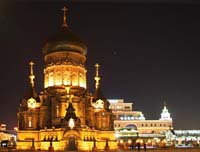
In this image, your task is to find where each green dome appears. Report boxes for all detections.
[42,27,87,55]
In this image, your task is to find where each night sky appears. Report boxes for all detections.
[1,0,200,130]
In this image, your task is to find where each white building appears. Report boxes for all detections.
[109,99,173,134]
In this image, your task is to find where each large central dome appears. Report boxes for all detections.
[42,26,87,56]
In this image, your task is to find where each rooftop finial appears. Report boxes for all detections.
[62,6,68,28]
[29,61,35,87]
[94,63,100,89]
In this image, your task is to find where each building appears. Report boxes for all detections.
[16,6,117,151]
[174,130,200,147]
[0,124,16,148]
[109,99,173,147]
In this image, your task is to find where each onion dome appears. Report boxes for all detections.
[42,6,87,56]
[42,27,87,56]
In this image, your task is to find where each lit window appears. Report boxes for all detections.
[45,74,49,88]
[72,73,78,86]
[56,105,59,117]
[55,71,62,85]
[63,71,70,85]
[79,73,85,88]
[28,116,32,128]
[49,72,54,86]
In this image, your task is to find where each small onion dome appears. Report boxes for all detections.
[42,27,87,56]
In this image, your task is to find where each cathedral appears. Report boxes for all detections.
[16,6,117,151]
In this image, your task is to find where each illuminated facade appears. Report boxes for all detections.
[109,99,173,147]
[174,130,200,147]
[16,7,117,151]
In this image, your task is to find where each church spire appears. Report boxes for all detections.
[62,6,68,28]
[94,63,100,89]
[160,100,172,120]
[29,61,35,87]
[164,97,167,108]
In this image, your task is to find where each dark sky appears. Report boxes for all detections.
[1,0,200,130]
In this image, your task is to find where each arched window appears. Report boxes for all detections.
[45,74,49,88]
[56,105,59,117]
[28,116,32,128]
[63,71,70,85]
[79,73,84,87]
[55,71,62,85]
[125,124,137,130]
[72,73,78,86]
[49,72,54,86]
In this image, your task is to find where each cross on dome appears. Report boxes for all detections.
[62,6,68,27]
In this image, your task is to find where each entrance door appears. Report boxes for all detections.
[67,135,77,151]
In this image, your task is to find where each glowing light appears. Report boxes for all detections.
[119,139,123,144]
[69,118,75,129]
[128,139,132,144]
[66,86,70,94]
[49,73,54,86]
[94,99,104,109]
[147,139,152,144]
[27,98,36,109]
[136,139,143,144]
[28,116,32,128]
[14,127,18,131]
[55,74,62,85]
[72,80,78,86]
[115,133,119,138]
[156,138,160,143]
[79,80,85,88]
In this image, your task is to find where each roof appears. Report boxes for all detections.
[42,27,87,55]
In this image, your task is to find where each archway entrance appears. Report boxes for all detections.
[67,135,77,151]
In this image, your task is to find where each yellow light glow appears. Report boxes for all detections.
[55,72,62,85]
[55,79,62,85]
[14,127,18,131]
[119,139,123,144]
[79,80,85,88]
[49,73,54,86]
[66,86,70,94]
[94,99,104,109]
[162,139,167,143]
[27,97,36,109]
[49,79,54,86]
[72,80,78,86]
[147,139,152,144]
[156,138,160,143]
[69,118,75,129]
[128,139,132,144]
